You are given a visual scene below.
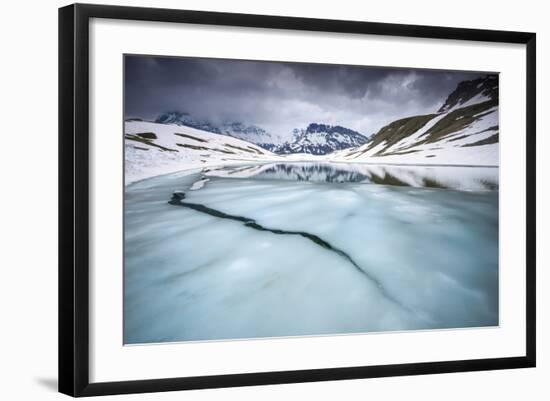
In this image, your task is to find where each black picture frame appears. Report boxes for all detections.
[59,3,536,397]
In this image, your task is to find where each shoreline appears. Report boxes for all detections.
[125,158,499,187]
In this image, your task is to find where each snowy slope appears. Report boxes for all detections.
[154,111,284,150]
[332,75,499,166]
[217,122,285,150]
[125,121,282,184]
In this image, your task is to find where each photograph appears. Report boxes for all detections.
[123,54,499,345]
[0,0,541,399]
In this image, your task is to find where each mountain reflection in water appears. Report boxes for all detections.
[203,162,499,191]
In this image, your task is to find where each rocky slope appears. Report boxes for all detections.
[274,123,369,155]
[331,75,499,166]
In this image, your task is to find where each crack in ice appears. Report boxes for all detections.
[168,191,415,314]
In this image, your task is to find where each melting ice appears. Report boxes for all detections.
[124,162,499,344]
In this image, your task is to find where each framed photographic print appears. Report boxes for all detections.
[58,3,536,397]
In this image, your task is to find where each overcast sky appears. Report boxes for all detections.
[125,55,487,139]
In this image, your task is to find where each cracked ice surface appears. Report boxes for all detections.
[124,163,498,344]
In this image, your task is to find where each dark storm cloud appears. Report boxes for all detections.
[125,55,487,138]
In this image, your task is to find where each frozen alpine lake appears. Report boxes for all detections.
[124,162,499,344]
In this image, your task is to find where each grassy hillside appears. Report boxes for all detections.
[362,114,437,156]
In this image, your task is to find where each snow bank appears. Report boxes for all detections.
[124,121,283,184]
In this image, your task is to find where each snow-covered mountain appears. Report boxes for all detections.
[438,74,498,113]
[216,122,283,151]
[154,112,282,151]
[155,111,222,134]
[154,112,368,155]
[127,74,499,179]
[274,123,369,155]
[331,75,499,166]
[125,121,282,184]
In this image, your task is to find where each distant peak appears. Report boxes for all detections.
[153,111,281,150]
[274,123,369,155]
[305,123,366,138]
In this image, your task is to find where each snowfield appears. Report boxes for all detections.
[330,97,499,166]
[125,121,345,184]
[125,121,284,184]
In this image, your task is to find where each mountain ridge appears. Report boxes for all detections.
[141,74,498,163]
[331,74,499,166]
[153,112,369,155]
[274,123,369,155]
[438,74,498,113]
[155,111,281,151]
